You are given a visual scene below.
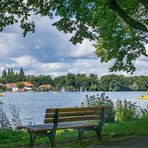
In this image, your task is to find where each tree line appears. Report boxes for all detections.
[0,68,148,91]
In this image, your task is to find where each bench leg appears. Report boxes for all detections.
[95,129,101,141]
[77,128,84,143]
[48,135,56,148]
[28,131,36,148]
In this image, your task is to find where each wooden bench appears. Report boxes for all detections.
[19,106,110,148]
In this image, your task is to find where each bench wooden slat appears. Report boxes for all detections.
[44,114,109,123]
[45,111,101,118]
[44,115,101,123]
[46,106,109,113]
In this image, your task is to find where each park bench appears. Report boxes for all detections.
[19,106,111,148]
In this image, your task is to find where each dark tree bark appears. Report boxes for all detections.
[139,0,148,9]
[107,0,148,32]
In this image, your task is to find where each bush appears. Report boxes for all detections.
[0,101,12,129]
[115,100,140,122]
[9,103,22,129]
[83,93,148,123]
[139,106,148,119]
[0,101,22,130]
[83,93,115,122]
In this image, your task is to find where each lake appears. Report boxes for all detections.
[1,91,148,125]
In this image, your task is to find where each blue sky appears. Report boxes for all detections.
[0,15,148,77]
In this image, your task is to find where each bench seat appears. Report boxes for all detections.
[20,121,98,132]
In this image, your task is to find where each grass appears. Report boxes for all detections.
[0,117,148,148]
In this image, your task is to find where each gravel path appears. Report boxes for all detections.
[87,136,148,148]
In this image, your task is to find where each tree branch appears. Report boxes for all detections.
[107,0,148,32]
[139,0,148,9]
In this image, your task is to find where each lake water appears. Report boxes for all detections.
[1,91,148,125]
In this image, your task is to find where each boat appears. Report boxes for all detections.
[53,91,58,95]
[0,92,4,97]
[139,95,148,100]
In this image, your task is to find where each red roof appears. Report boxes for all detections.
[5,83,17,87]
[22,82,34,87]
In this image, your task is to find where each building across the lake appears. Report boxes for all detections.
[37,84,54,91]
[5,83,18,92]
[5,82,34,92]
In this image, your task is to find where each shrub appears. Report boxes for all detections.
[83,93,115,122]
[9,103,22,129]
[0,101,12,129]
[139,106,148,119]
[0,101,22,130]
[83,93,148,123]
[115,99,139,122]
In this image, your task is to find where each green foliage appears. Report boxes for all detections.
[19,67,24,76]
[129,82,139,91]
[0,102,12,129]
[0,85,6,92]
[53,75,67,91]
[84,93,115,122]
[99,74,129,91]
[65,85,74,92]
[84,93,148,123]
[139,106,148,119]
[2,69,6,78]
[115,100,139,122]
[0,102,22,130]
[0,0,147,73]
[16,82,25,89]
[1,68,26,83]
[9,103,22,130]
[28,75,53,87]
[53,73,100,92]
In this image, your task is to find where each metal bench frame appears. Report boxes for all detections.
[20,107,109,148]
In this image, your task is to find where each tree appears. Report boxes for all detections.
[27,75,53,87]
[53,76,67,91]
[66,73,76,90]
[18,67,26,81]
[17,82,25,89]
[2,69,6,78]
[19,67,25,76]
[129,82,139,91]
[0,0,147,73]
[4,68,17,83]
[109,79,121,91]
[75,74,87,91]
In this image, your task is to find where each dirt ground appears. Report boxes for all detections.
[87,136,148,148]
[17,136,148,148]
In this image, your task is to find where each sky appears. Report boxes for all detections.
[0,15,148,77]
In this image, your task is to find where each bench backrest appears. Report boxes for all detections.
[44,107,110,124]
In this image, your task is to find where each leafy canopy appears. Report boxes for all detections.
[0,0,148,73]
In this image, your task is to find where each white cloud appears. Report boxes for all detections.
[41,62,69,72]
[70,39,95,58]
[12,55,38,68]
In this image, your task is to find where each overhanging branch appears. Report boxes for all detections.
[139,0,148,9]
[107,0,148,32]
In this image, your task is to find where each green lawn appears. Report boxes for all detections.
[0,118,148,148]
